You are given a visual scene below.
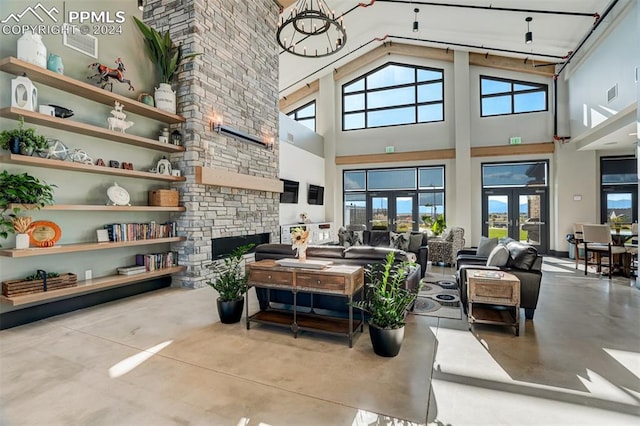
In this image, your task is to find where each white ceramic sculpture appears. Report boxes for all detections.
[17,31,47,69]
[107,101,134,133]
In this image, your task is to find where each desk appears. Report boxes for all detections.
[246,260,364,347]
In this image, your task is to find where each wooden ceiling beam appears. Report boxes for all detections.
[334,43,454,82]
[279,79,320,111]
[469,53,555,77]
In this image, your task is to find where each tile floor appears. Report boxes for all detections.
[1,257,639,425]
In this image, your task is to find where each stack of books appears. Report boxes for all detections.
[117,265,147,276]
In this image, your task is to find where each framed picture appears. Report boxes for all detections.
[96,229,110,243]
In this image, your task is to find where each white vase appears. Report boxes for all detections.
[17,30,47,69]
[15,233,29,249]
[154,83,176,114]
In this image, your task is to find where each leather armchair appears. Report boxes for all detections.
[456,241,543,320]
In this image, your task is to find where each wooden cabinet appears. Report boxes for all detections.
[0,57,186,306]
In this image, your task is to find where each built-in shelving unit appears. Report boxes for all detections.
[0,57,185,124]
[0,107,185,153]
[0,57,187,319]
[0,266,187,306]
[0,154,186,182]
[0,237,186,258]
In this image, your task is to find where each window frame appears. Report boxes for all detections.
[479,75,548,118]
[341,62,445,131]
[286,100,316,132]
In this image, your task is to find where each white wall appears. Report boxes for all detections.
[567,1,639,136]
[278,138,326,227]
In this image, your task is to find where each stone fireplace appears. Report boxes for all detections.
[143,0,280,288]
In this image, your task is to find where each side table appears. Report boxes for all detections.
[466,269,521,336]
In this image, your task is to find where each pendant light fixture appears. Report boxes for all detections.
[413,8,419,33]
[525,17,533,44]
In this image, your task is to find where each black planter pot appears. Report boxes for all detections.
[8,136,20,154]
[216,297,244,324]
[368,323,405,357]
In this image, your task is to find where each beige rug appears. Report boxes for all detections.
[411,274,462,320]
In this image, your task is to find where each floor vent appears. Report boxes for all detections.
[63,23,98,58]
[607,84,617,103]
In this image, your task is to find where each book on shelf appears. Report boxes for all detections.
[117,265,147,275]
[104,221,177,242]
[135,251,179,272]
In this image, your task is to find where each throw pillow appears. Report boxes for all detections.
[476,236,498,257]
[338,227,362,248]
[408,233,424,253]
[486,244,510,267]
[390,231,410,251]
[506,241,538,270]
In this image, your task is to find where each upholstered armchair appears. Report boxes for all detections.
[428,227,465,266]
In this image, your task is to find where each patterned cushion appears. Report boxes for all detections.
[338,227,363,248]
[390,231,411,251]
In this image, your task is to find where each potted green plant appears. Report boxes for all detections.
[132,17,202,114]
[0,171,56,247]
[352,252,418,357]
[205,243,255,324]
[0,116,48,155]
[431,214,447,236]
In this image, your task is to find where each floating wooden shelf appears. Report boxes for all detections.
[0,236,186,258]
[0,266,186,306]
[0,107,184,153]
[0,57,184,124]
[0,154,186,182]
[8,204,185,212]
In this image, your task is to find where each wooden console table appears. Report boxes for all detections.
[467,269,520,336]
[246,260,365,347]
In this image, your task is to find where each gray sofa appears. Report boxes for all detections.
[253,243,421,317]
[338,229,429,276]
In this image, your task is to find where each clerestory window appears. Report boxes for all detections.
[480,75,547,117]
[342,62,444,130]
[287,100,316,132]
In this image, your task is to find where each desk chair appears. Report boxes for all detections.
[582,224,627,278]
[573,223,585,270]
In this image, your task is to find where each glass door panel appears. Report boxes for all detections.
[519,194,543,245]
[395,195,415,232]
[369,195,390,230]
[486,194,510,240]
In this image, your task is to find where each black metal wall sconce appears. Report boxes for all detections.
[210,116,273,150]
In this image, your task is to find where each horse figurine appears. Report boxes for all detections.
[88,58,134,92]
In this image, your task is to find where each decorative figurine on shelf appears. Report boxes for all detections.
[156,156,172,175]
[87,58,134,91]
[299,212,311,224]
[107,101,134,133]
[171,130,182,145]
[69,149,93,165]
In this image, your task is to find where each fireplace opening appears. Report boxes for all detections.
[211,233,270,259]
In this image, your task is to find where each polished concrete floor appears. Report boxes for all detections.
[1,257,639,425]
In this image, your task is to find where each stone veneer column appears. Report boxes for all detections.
[144,0,280,288]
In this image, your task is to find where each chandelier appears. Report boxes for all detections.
[277,0,347,58]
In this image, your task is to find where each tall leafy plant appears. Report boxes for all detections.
[206,244,255,301]
[352,252,418,329]
[133,17,202,85]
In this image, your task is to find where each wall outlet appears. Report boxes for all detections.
[85,269,92,281]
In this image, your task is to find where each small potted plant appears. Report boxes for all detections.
[609,211,625,233]
[0,171,56,247]
[352,252,418,357]
[431,214,447,236]
[0,115,48,155]
[132,17,202,113]
[10,215,34,249]
[205,243,255,324]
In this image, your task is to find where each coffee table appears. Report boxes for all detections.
[246,259,365,347]
[466,269,520,336]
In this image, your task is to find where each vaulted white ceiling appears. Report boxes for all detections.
[278,0,617,95]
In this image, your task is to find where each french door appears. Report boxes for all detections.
[482,188,548,254]
[367,192,417,231]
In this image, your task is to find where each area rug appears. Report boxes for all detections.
[411,274,462,320]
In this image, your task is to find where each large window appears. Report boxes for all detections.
[343,166,445,232]
[600,156,637,225]
[342,62,444,130]
[480,75,547,117]
[287,100,316,132]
